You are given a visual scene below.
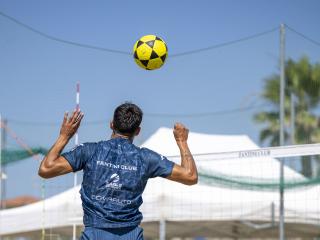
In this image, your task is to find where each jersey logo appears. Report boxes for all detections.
[110,173,120,183]
[106,173,122,190]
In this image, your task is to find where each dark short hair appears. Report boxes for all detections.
[113,102,143,135]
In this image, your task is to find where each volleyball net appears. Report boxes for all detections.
[195,143,320,191]
[1,142,320,239]
[139,143,320,239]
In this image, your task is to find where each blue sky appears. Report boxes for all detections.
[1,0,320,198]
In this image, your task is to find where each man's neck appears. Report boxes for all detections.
[111,131,134,142]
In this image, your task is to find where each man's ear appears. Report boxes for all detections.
[134,127,141,136]
[110,121,114,130]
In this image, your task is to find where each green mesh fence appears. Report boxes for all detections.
[1,148,48,165]
[199,169,320,191]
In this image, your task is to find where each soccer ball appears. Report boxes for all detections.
[133,35,168,70]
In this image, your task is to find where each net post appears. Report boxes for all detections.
[279,23,286,240]
[271,202,275,227]
[73,82,80,240]
[41,178,46,240]
[159,218,166,240]
[290,92,296,145]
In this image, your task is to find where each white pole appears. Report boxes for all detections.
[159,219,166,240]
[279,23,286,240]
[73,82,80,240]
[41,178,46,240]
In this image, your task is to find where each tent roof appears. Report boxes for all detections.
[141,127,302,179]
[141,127,256,155]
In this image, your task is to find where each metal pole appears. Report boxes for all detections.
[271,202,275,227]
[73,82,80,240]
[159,219,166,240]
[0,114,2,240]
[290,93,296,170]
[279,23,286,240]
[290,93,295,145]
[1,119,6,210]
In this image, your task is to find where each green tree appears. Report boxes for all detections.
[254,56,320,177]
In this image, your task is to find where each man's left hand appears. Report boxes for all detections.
[59,110,84,139]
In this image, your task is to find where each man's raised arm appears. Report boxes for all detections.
[167,123,198,185]
[38,110,83,178]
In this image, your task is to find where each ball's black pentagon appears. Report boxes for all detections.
[134,50,139,59]
[150,50,159,59]
[155,36,162,41]
[136,40,144,48]
[140,60,149,67]
[160,54,167,62]
[146,40,155,49]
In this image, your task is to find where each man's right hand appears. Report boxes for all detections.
[173,123,189,144]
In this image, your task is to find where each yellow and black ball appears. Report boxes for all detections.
[133,35,168,70]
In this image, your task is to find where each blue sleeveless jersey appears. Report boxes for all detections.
[62,138,174,228]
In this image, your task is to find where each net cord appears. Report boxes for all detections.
[167,143,320,161]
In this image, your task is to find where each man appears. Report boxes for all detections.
[39,102,198,240]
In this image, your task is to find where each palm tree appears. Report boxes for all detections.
[254,56,320,177]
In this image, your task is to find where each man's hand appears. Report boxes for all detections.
[38,110,84,179]
[173,123,189,143]
[167,123,198,185]
[60,110,84,139]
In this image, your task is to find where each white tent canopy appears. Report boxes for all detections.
[0,128,319,238]
[140,128,320,238]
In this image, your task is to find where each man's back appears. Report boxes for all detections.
[62,138,174,229]
[38,103,197,239]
